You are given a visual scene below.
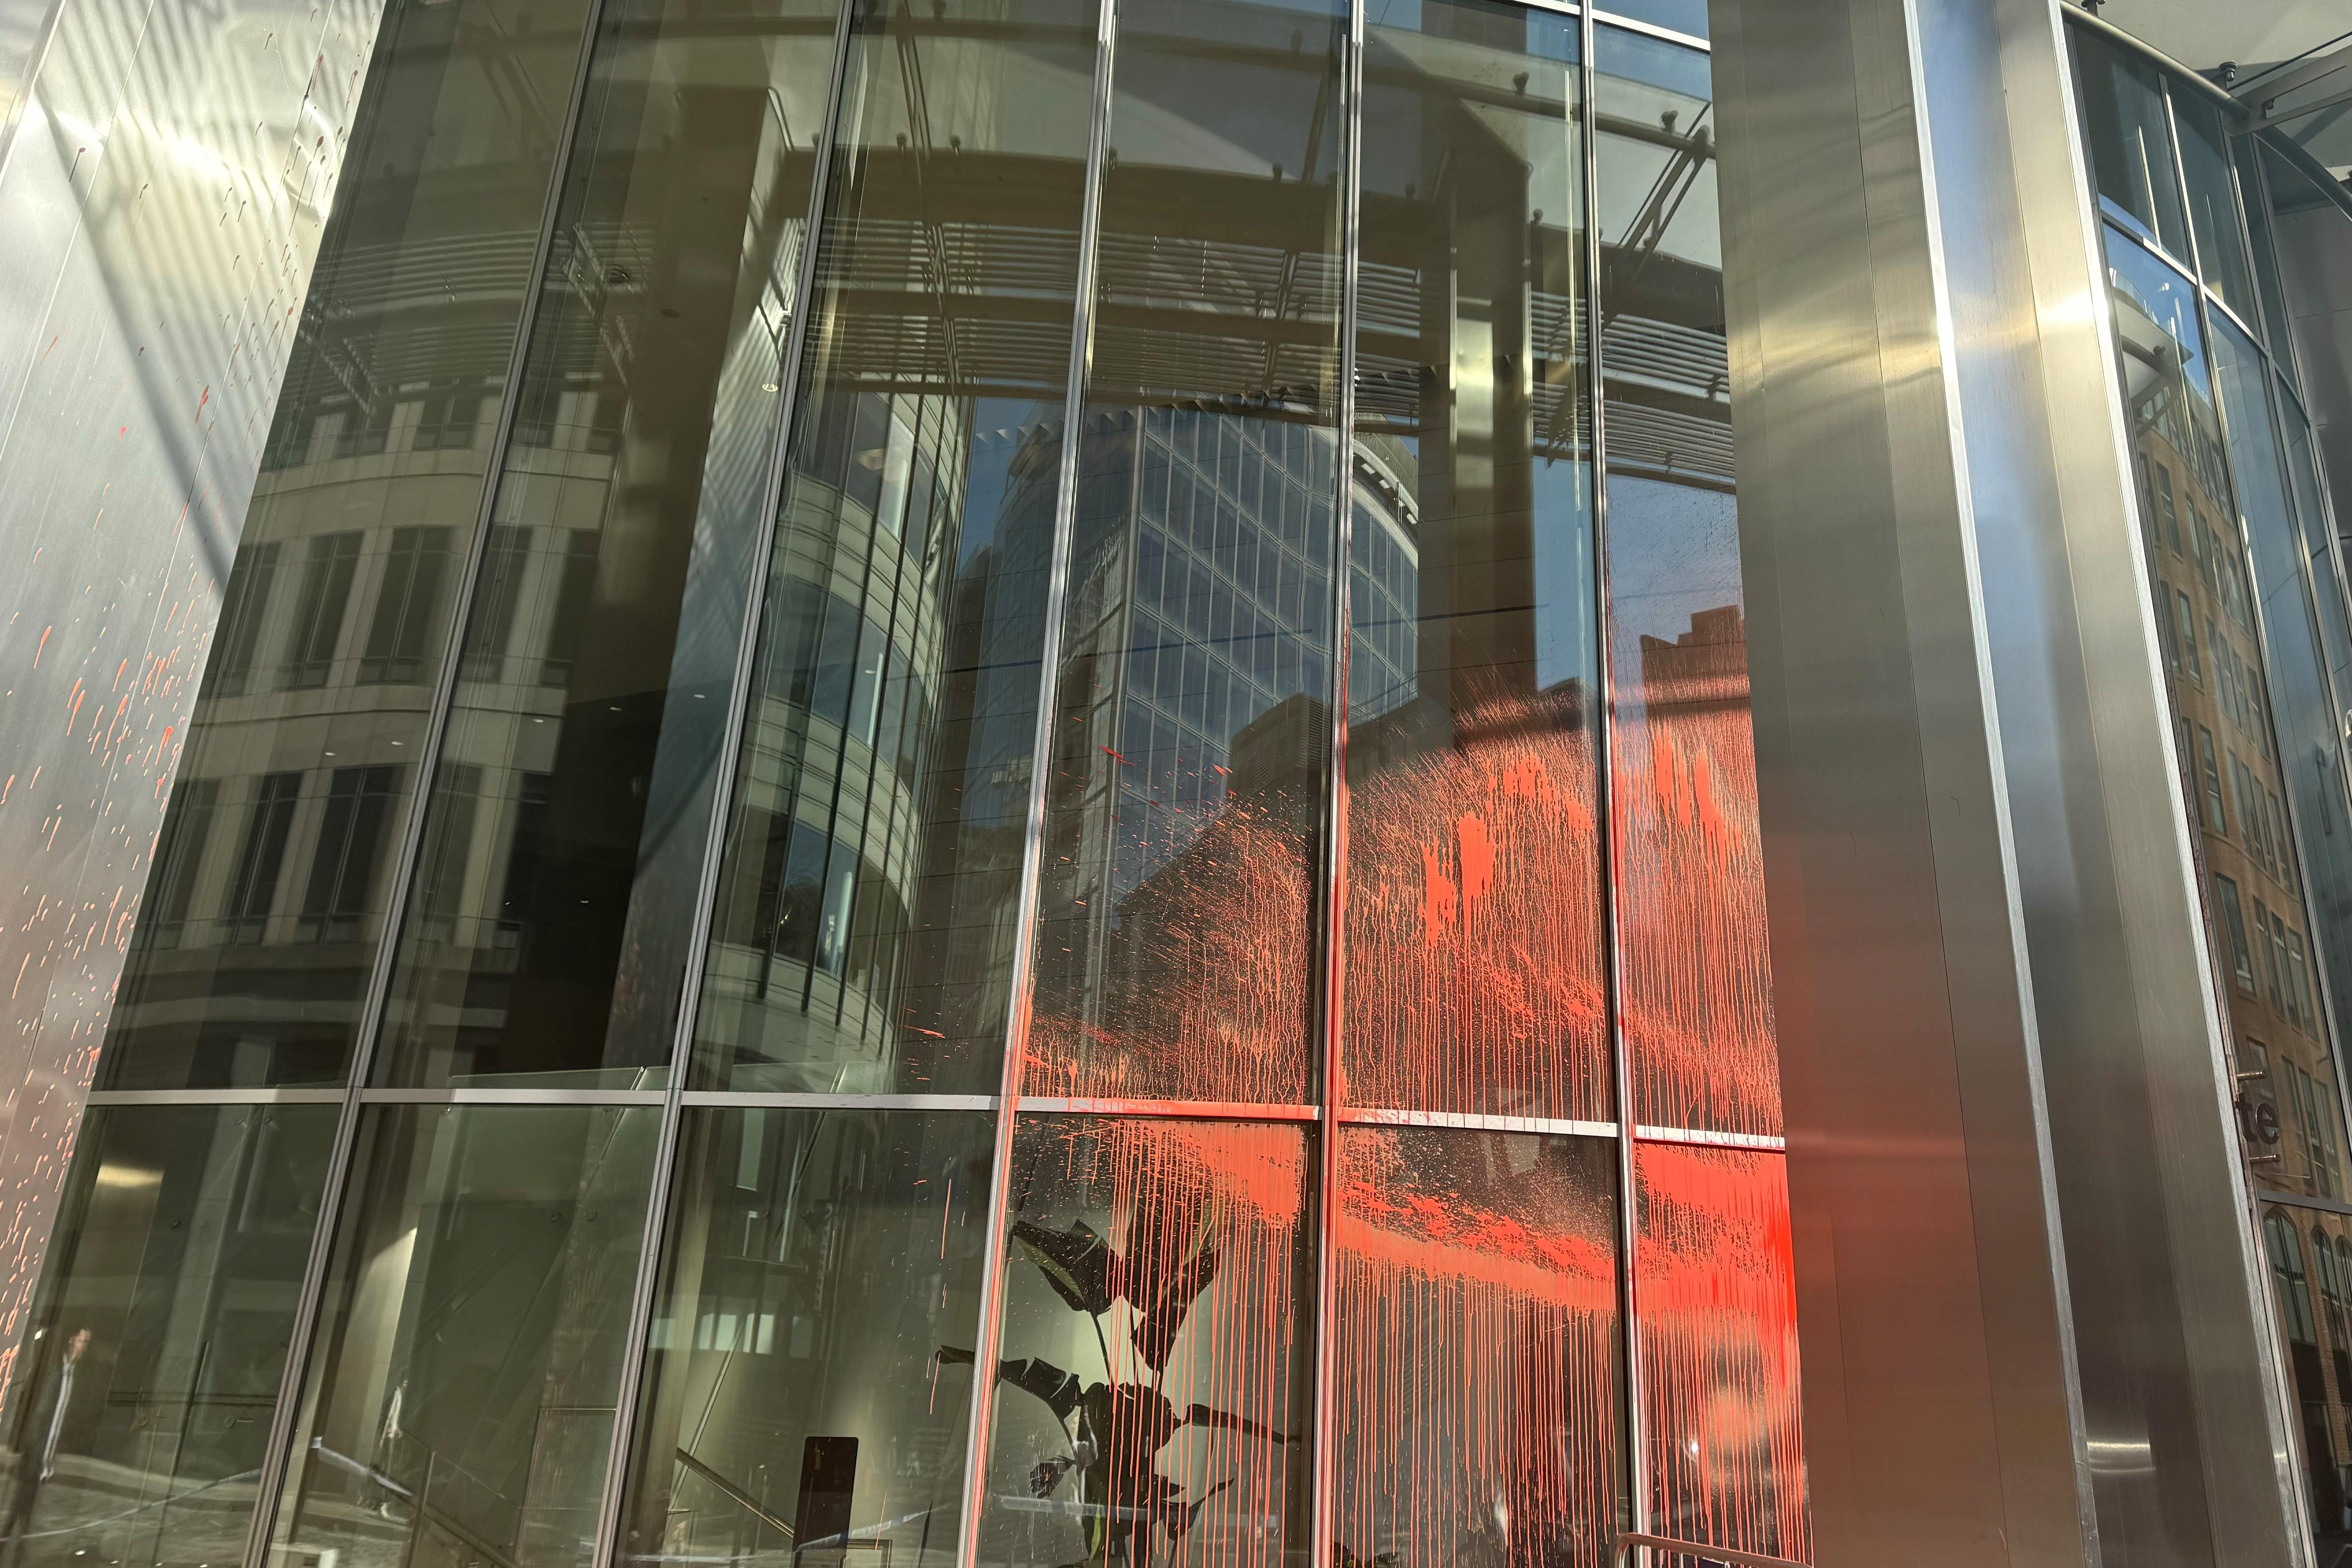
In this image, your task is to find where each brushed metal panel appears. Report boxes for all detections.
[1716,0,2304,1562]
[0,0,61,167]
[1711,0,2087,1558]
[0,0,383,1394]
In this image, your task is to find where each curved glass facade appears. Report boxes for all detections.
[2072,18,2352,1558]
[0,3,1813,1568]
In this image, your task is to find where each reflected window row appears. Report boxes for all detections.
[2072,18,2352,1557]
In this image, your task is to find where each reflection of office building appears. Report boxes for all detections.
[1028,409,1418,1083]
[698,398,1057,1086]
[5,0,2352,1565]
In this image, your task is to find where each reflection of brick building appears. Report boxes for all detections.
[1618,603,1780,1135]
[1639,604,1748,715]
[2112,265,2352,1534]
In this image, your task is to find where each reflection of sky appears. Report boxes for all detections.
[1608,473,1741,662]
[955,397,1061,572]
[2104,226,2209,396]
[1600,0,1707,39]
[1534,458,1599,692]
[1600,22,1711,99]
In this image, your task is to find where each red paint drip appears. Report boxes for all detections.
[1616,608,1784,1137]
[1333,1127,1619,1567]
[1635,1143,1810,1561]
[981,1117,1308,1566]
[1345,696,1608,1120]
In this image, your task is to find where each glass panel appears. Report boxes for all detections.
[2104,230,2347,1199]
[1341,0,1603,1122]
[2104,229,2352,1530]
[2237,139,2294,367]
[1026,0,1347,1105]
[94,0,598,1090]
[374,0,847,1089]
[2267,1202,2352,1548]
[693,0,1102,1096]
[2282,389,2352,1083]
[2070,27,2191,263]
[1331,1124,1620,1568]
[2174,92,2255,321]
[1633,1142,1809,1563]
[974,1115,1311,1567]
[614,1107,991,1568]
[2207,315,2352,1180]
[1595,0,1706,41]
[2261,144,2352,537]
[2281,392,2352,730]
[1595,26,1777,1137]
[0,1106,332,1568]
[267,1104,657,1568]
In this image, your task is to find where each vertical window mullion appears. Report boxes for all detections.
[1308,0,1365,1560]
[952,0,1122,1557]
[236,6,628,1560]
[1583,2,1647,1554]
[580,0,866,1557]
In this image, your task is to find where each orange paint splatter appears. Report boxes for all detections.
[1345,686,1608,1120]
[1635,1143,1810,1562]
[1618,607,1782,1136]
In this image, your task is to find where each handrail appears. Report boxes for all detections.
[1618,1532,1811,1568]
[305,1439,521,1568]
[674,1447,797,1540]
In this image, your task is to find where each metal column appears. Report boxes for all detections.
[1712,0,2305,1561]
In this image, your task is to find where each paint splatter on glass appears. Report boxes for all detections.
[1635,1142,1810,1561]
[1332,1124,1620,1568]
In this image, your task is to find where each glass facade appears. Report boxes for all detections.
[2072,18,2352,1559]
[4,4,1816,1568]
[269,1105,658,1567]
[0,1106,333,1568]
